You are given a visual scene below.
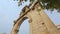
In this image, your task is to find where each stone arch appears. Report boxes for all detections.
[10,16,30,34]
[11,1,60,34]
[18,18,30,34]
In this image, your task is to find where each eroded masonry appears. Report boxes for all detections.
[10,2,60,34]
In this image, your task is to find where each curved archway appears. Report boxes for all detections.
[18,19,30,34]
[10,17,30,34]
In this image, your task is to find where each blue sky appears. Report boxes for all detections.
[0,0,60,34]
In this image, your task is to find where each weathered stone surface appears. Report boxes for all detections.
[10,2,60,34]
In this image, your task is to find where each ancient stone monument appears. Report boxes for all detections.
[10,1,60,34]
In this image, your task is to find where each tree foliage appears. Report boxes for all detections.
[15,0,60,12]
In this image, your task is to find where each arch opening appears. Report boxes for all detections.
[18,18,30,34]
